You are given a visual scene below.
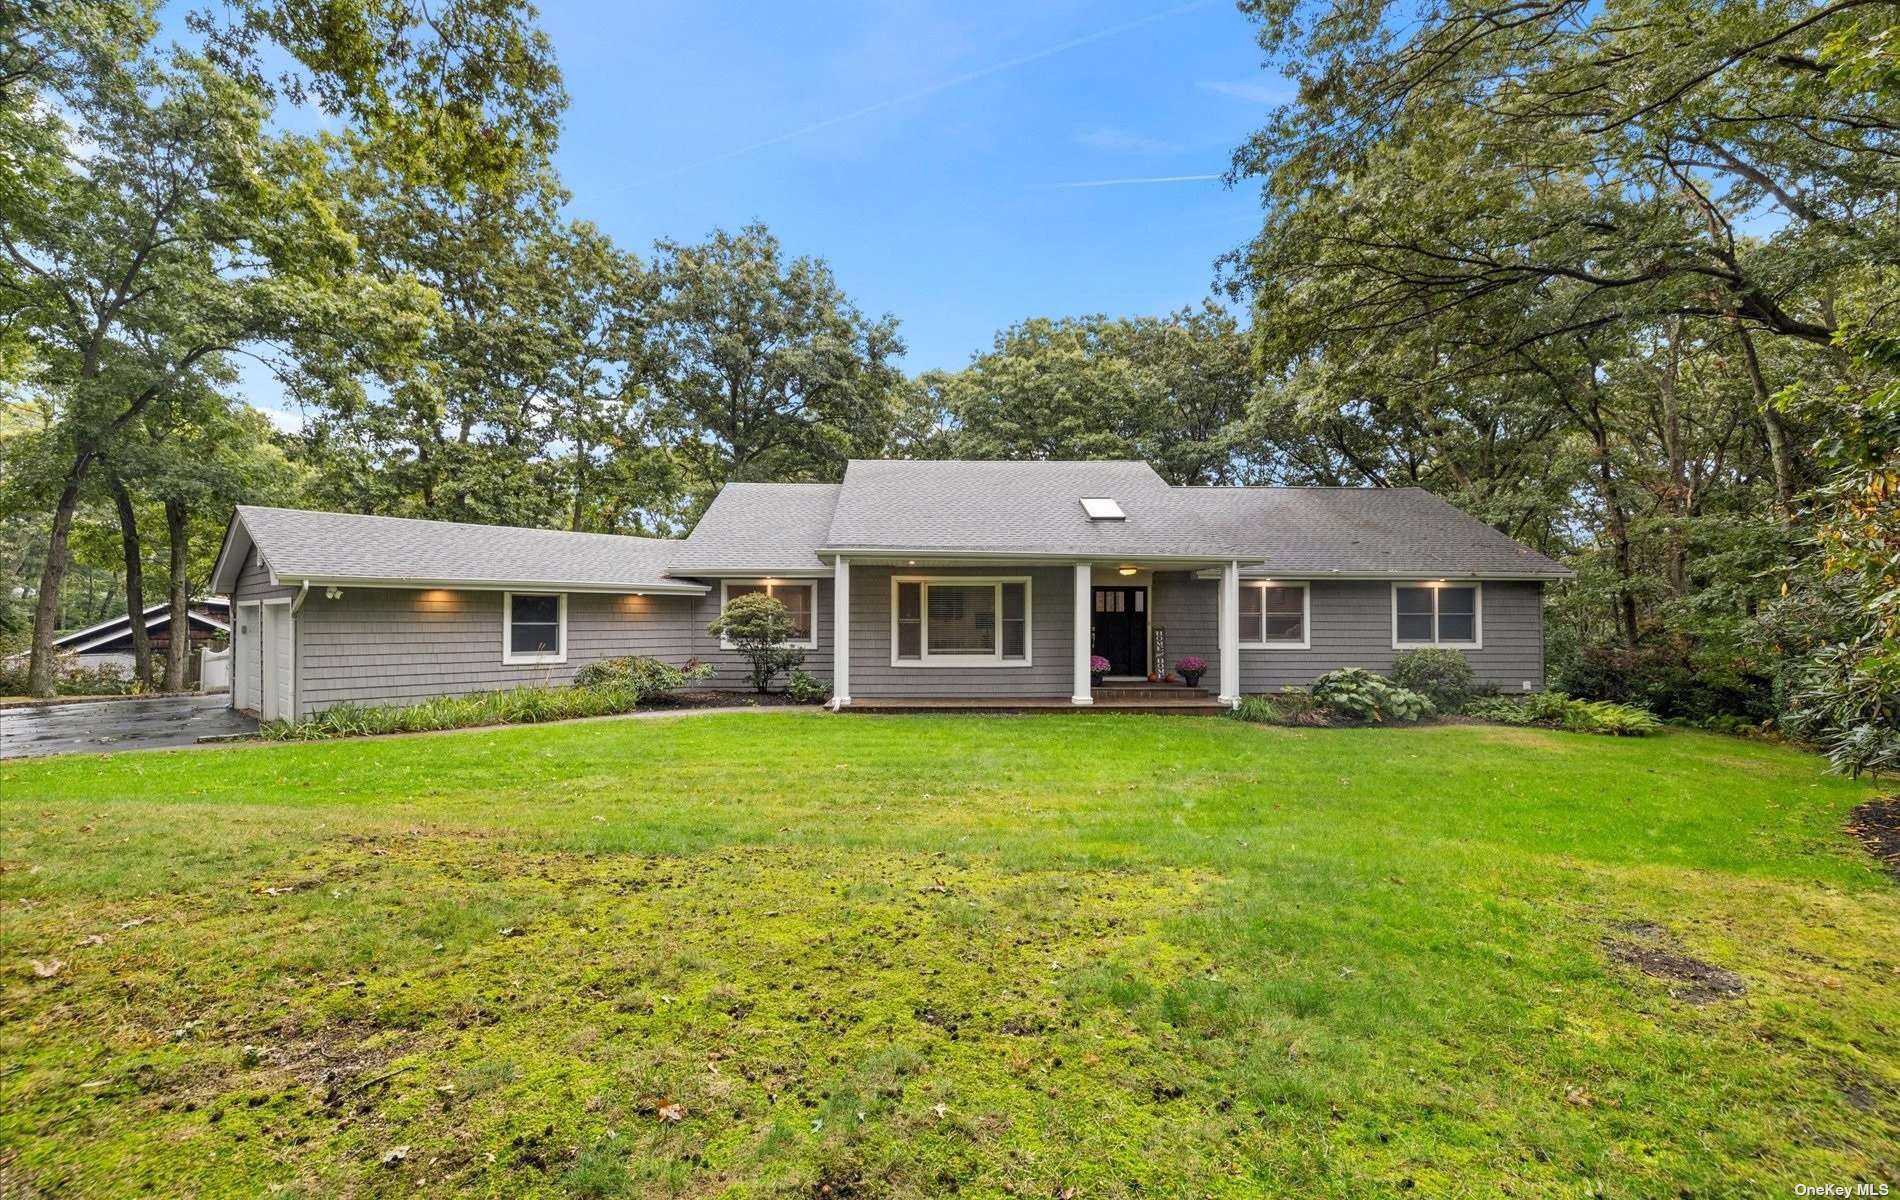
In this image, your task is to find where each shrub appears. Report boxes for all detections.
[1309,668,1434,722]
[786,669,832,704]
[1391,648,1474,712]
[0,653,134,697]
[707,593,805,693]
[1553,637,1772,722]
[261,684,642,741]
[573,655,712,699]
[1466,691,1660,736]
[1270,688,1333,726]
[1230,695,1278,724]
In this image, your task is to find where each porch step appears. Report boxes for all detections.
[1092,684,1210,701]
[844,696,1229,715]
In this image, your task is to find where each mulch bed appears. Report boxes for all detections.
[641,690,809,711]
[1846,795,1900,882]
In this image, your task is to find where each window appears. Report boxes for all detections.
[719,580,818,649]
[892,577,1032,666]
[1238,582,1308,649]
[1392,583,1481,648]
[503,592,566,664]
[1080,497,1125,521]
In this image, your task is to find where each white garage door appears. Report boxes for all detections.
[261,603,293,722]
[234,603,261,712]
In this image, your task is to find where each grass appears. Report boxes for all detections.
[1,712,1895,1197]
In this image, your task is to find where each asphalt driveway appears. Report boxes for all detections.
[0,694,256,760]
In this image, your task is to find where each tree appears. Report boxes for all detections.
[0,17,431,694]
[648,224,905,512]
[706,592,804,693]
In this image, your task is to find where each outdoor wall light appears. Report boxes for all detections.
[1118,566,1137,576]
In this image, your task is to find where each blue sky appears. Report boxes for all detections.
[550,0,1280,370]
[188,2,1286,421]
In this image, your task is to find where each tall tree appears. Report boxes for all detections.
[0,14,431,693]
[648,224,905,512]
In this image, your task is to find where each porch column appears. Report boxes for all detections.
[831,556,851,709]
[1217,559,1240,708]
[1071,561,1094,704]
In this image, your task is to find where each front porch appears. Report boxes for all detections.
[844,680,1228,715]
[826,557,1244,711]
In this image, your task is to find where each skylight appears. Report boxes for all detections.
[1080,497,1126,521]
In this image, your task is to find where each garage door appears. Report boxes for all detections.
[260,603,293,722]
[234,603,261,712]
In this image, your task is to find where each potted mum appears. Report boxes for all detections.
[1176,656,1207,688]
[1090,655,1111,687]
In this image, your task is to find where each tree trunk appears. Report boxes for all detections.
[111,477,155,690]
[1732,321,1795,517]
[26,464,87,696]
[165,498,190,691]
[1657,325,1690,596]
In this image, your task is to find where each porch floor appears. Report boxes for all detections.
[844,683,1228,715]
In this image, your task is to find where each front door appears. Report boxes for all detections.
[1091,587,1147,676]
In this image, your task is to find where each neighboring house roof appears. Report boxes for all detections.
[55,600,231,655]
[671,483,842,576]
[210,506,708,595]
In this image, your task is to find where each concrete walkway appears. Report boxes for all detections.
[0,694,257,760]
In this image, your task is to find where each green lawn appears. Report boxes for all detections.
[2,713,1895,1197]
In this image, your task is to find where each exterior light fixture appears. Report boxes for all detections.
[1118,566,1137,576]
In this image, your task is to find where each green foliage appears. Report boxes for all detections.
[261,684,641,741]
[651,223,905,511]
[572,655,712,699]
[1782,640,1900,778]
[1309,668,1433,723]
[706,592,804,693]
[1229,695,1278,724]
[786,669,832,705]
[0,655,134,698]
[937,305,1255,484]
[1390,648,1474,713]
[1467,693,1661,737]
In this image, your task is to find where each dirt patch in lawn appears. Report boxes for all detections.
[1845,796,1900,883]
[1603,923,1746,1005]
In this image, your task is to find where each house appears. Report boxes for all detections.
[209,459,1571,721]
[44,598,231,680]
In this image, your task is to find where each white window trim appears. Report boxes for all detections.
[1238,581,1311,651]
[891,575,1034,668]
[1391,582,1483,650]
[503,591,568,664]
[718,579,819,651]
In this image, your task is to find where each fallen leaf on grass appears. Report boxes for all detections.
[118,916,152,929]
[1564,1086,1593,1106]
[30,959,65,978]
[380,1146,410,1167]
[76,934,106,947]
[656,1101,684,1123]
[497,927,525,938]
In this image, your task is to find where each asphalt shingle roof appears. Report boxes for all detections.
[672,483,842,574]
[226,506,706,593]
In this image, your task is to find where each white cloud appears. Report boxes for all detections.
[1078,126,1181,154]
[1197,79,1287,105]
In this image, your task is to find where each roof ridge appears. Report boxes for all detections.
[237,504,678,544]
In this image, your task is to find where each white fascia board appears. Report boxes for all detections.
[279,574,710,596]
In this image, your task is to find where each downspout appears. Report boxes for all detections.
[289,580,310,615]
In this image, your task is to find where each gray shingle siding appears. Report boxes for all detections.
[288,581,833,719]
[1150,574,1545,695]
[844,565,1076,698]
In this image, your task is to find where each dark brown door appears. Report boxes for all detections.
[1090,587,1147,676]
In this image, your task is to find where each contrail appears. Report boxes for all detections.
[653,0,1218,178]
[1029,173,1222,189]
